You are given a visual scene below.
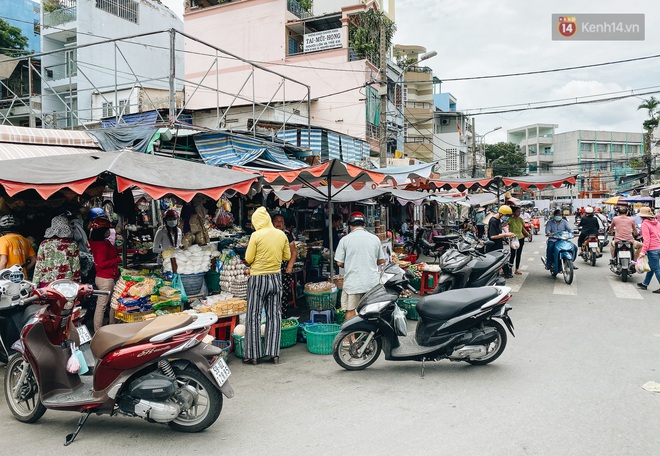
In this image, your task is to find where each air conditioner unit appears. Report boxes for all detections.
[440,118,450,125]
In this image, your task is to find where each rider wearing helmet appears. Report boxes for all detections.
[487,205,517,254]
[577,206,600,255]
[153,209,182,259]
[335,212,388,322]
[0,214,36,275]
[88,207,106,221]
[544,209,574,270]
[608,205,641,263]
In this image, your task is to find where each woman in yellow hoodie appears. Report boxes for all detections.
[243,207,291,365]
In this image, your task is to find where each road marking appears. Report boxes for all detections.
[506,272,528,293]
[606,275,644,300]
[533,251,539,255]
[553,280,577,295]
[527,257,535,261]
[520,264,529,270]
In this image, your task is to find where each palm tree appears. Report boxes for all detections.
[637,96,659,184]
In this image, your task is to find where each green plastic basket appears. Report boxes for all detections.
[304,290,338,311]
[334,309,346,325]
[397,298,419,321]
[232,334,265,358]
[305,324,341,355]
[409,277,421,292]
[280,319,299,348]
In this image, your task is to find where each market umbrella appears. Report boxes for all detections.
[620,195,655,204]
[0,150,261,202]
[603,196,622,205]
[237,159,437,278]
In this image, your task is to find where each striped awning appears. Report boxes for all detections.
[0,142,101,161]
[0,125,98,147]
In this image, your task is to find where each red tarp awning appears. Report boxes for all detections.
[428,177,495,191]
[501,174,577,190]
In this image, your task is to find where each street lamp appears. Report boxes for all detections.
[472,126,501,177]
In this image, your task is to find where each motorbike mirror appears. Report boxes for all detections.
[405,269,416,279]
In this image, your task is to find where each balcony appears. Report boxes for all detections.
[43,0,77,28]
[287,0,312,19]
[44,61,77,81]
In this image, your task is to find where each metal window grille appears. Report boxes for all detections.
[95,0,139,24]
[446,148,458,171]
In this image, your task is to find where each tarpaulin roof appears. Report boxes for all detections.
[464,192,498,206]
[194,131,307,170]
[0,125,98,147]
[87,126,159,154]
[428,177,495,191]
[273,186,459,206]
[0,150,259,202]
[500,174,577,190]
[0,142,102,161]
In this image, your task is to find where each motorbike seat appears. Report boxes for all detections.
[417,288,500,321]
[433,234,460,244]
[91,314,194,359]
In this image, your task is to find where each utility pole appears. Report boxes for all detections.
[471,117,477,177]
[644,130,653,185]
[379,20,388,168]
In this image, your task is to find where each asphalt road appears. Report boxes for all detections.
[2,222,660,455]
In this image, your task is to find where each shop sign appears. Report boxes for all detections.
[304,28,343,53]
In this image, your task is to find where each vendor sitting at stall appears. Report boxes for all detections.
[153,210,182,262]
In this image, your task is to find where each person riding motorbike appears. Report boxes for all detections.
[577,207,600,255]
[608,205,641,263]
[544,209,574,271]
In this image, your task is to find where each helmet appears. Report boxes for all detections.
[595,207,602,212]
[163,209,179,220]
[0,214,18,229]
[88,208,106,221]
[89,217,112,230]
[498,205,512,215]
[348,212,366,226]
[585,206,594,214]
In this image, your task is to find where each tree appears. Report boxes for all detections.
[637,96,660,184]
[0,19,30,57]
[485,142,527,177]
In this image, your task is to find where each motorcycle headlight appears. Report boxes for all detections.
[359,301,390,315]
[51,280,79,300]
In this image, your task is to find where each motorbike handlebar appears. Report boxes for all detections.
[406,284,417,293]
[19,295,40,305]
[93,290,111,297]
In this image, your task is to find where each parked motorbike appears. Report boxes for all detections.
[524,220,533,242]
[404,228,460,263]
[433,235,509,293]
[332,263,514,374]
[4,279,233,445]
[0,265,34,364]
[610,240,635,282]
[541,231,578,284]
[580,233,602,266]
[531,216,541,235]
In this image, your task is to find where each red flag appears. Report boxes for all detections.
[456,123,463,136]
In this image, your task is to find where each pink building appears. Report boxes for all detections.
[184,0,390,160]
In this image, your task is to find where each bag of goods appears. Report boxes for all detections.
[128,277,157,298]
[233,324,246,337]
[304,281,334,294]
[159,286,180,298]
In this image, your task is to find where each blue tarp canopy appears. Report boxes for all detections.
[194,131,307,170]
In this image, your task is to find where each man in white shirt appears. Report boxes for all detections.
[335,212,388,321]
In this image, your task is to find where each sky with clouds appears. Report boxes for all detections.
[162,0,659,142]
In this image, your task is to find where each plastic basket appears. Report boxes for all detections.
[114,310,155,323]
[304,290,338,311]
[403,254,418,263]
[232,334,265,359]
[211,340,231,360]
[280,319,299,348]
[180,272,206,296]
[397,298,419,321]
[334,309,346,325]
[205,271,221,293]
[310,254,322,267]
[409,277,421,292]
[305,323,341,355]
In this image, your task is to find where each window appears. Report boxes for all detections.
[628,144,639,155]
[580,142,593,153]
[118,99,130,115]
[96,0,139,24]
[528,164,538,172]
[596,143,608,154]
[597,161,608,171]
[288,37,300,55]
[102,101,114,118]
[446,148,458,172]
[543,146,552,155]
[611,144,623,154]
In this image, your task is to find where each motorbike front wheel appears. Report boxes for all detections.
[465,321,508,366]
[4,355,46,423]
[333,330,382,371]
[562,258,574,284]
[168,366,223,433]
[527,233,533,243]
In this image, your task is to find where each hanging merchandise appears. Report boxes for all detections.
[214,198,235,229]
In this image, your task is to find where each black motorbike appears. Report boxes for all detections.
[610,240,635,282]
[332,263,514,373]
[432,235,510,293]
[404,229,460,263]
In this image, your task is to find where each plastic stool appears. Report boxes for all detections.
[419,271,441,296]
[209,315,240,352]
[310,310,333,324]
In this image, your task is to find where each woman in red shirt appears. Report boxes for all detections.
[88,218,121,332]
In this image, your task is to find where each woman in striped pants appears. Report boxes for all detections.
[243,208,291,365]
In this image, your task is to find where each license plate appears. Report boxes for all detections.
[619,251,631,258]
[598,236,605,241]
[76,325,92,345]
[210,357,231,386]
[589,242,598,248]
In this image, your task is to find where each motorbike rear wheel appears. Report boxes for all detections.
[527,233,533,243]
[590,252,597,267]
[333,330,381,371]
[4,355,46,423]
[168,366,223,433]
[465,321,508,366]
[621,268,629,282]
[562,258,574,285]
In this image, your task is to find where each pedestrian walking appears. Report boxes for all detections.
[88,217,121,332]
[243,207,291,365]
[475,207,486,239]
[334,212,388,322]
[32,216,81,288]
[636,207,660,293]
[506,207,530,275]
[0,214,36,276]
[273,213,297,318]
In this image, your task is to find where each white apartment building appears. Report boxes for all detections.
[40,0,183,128]
[432,110,471,178]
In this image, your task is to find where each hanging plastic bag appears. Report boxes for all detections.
[172,273,188,302]
[66,343,81,374]
[637,256,651,274]
[510,238,520,250]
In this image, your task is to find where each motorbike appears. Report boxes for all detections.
[332,263,514,374]
[4,279,233,445]
[523,220,533,242]
[531,216,541,235]
[580,233,603,267]
[610,240,635,282]
[541,231,578,284]
[0,265,35,364]
[433,235,509,293]
[404,228,459,263]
